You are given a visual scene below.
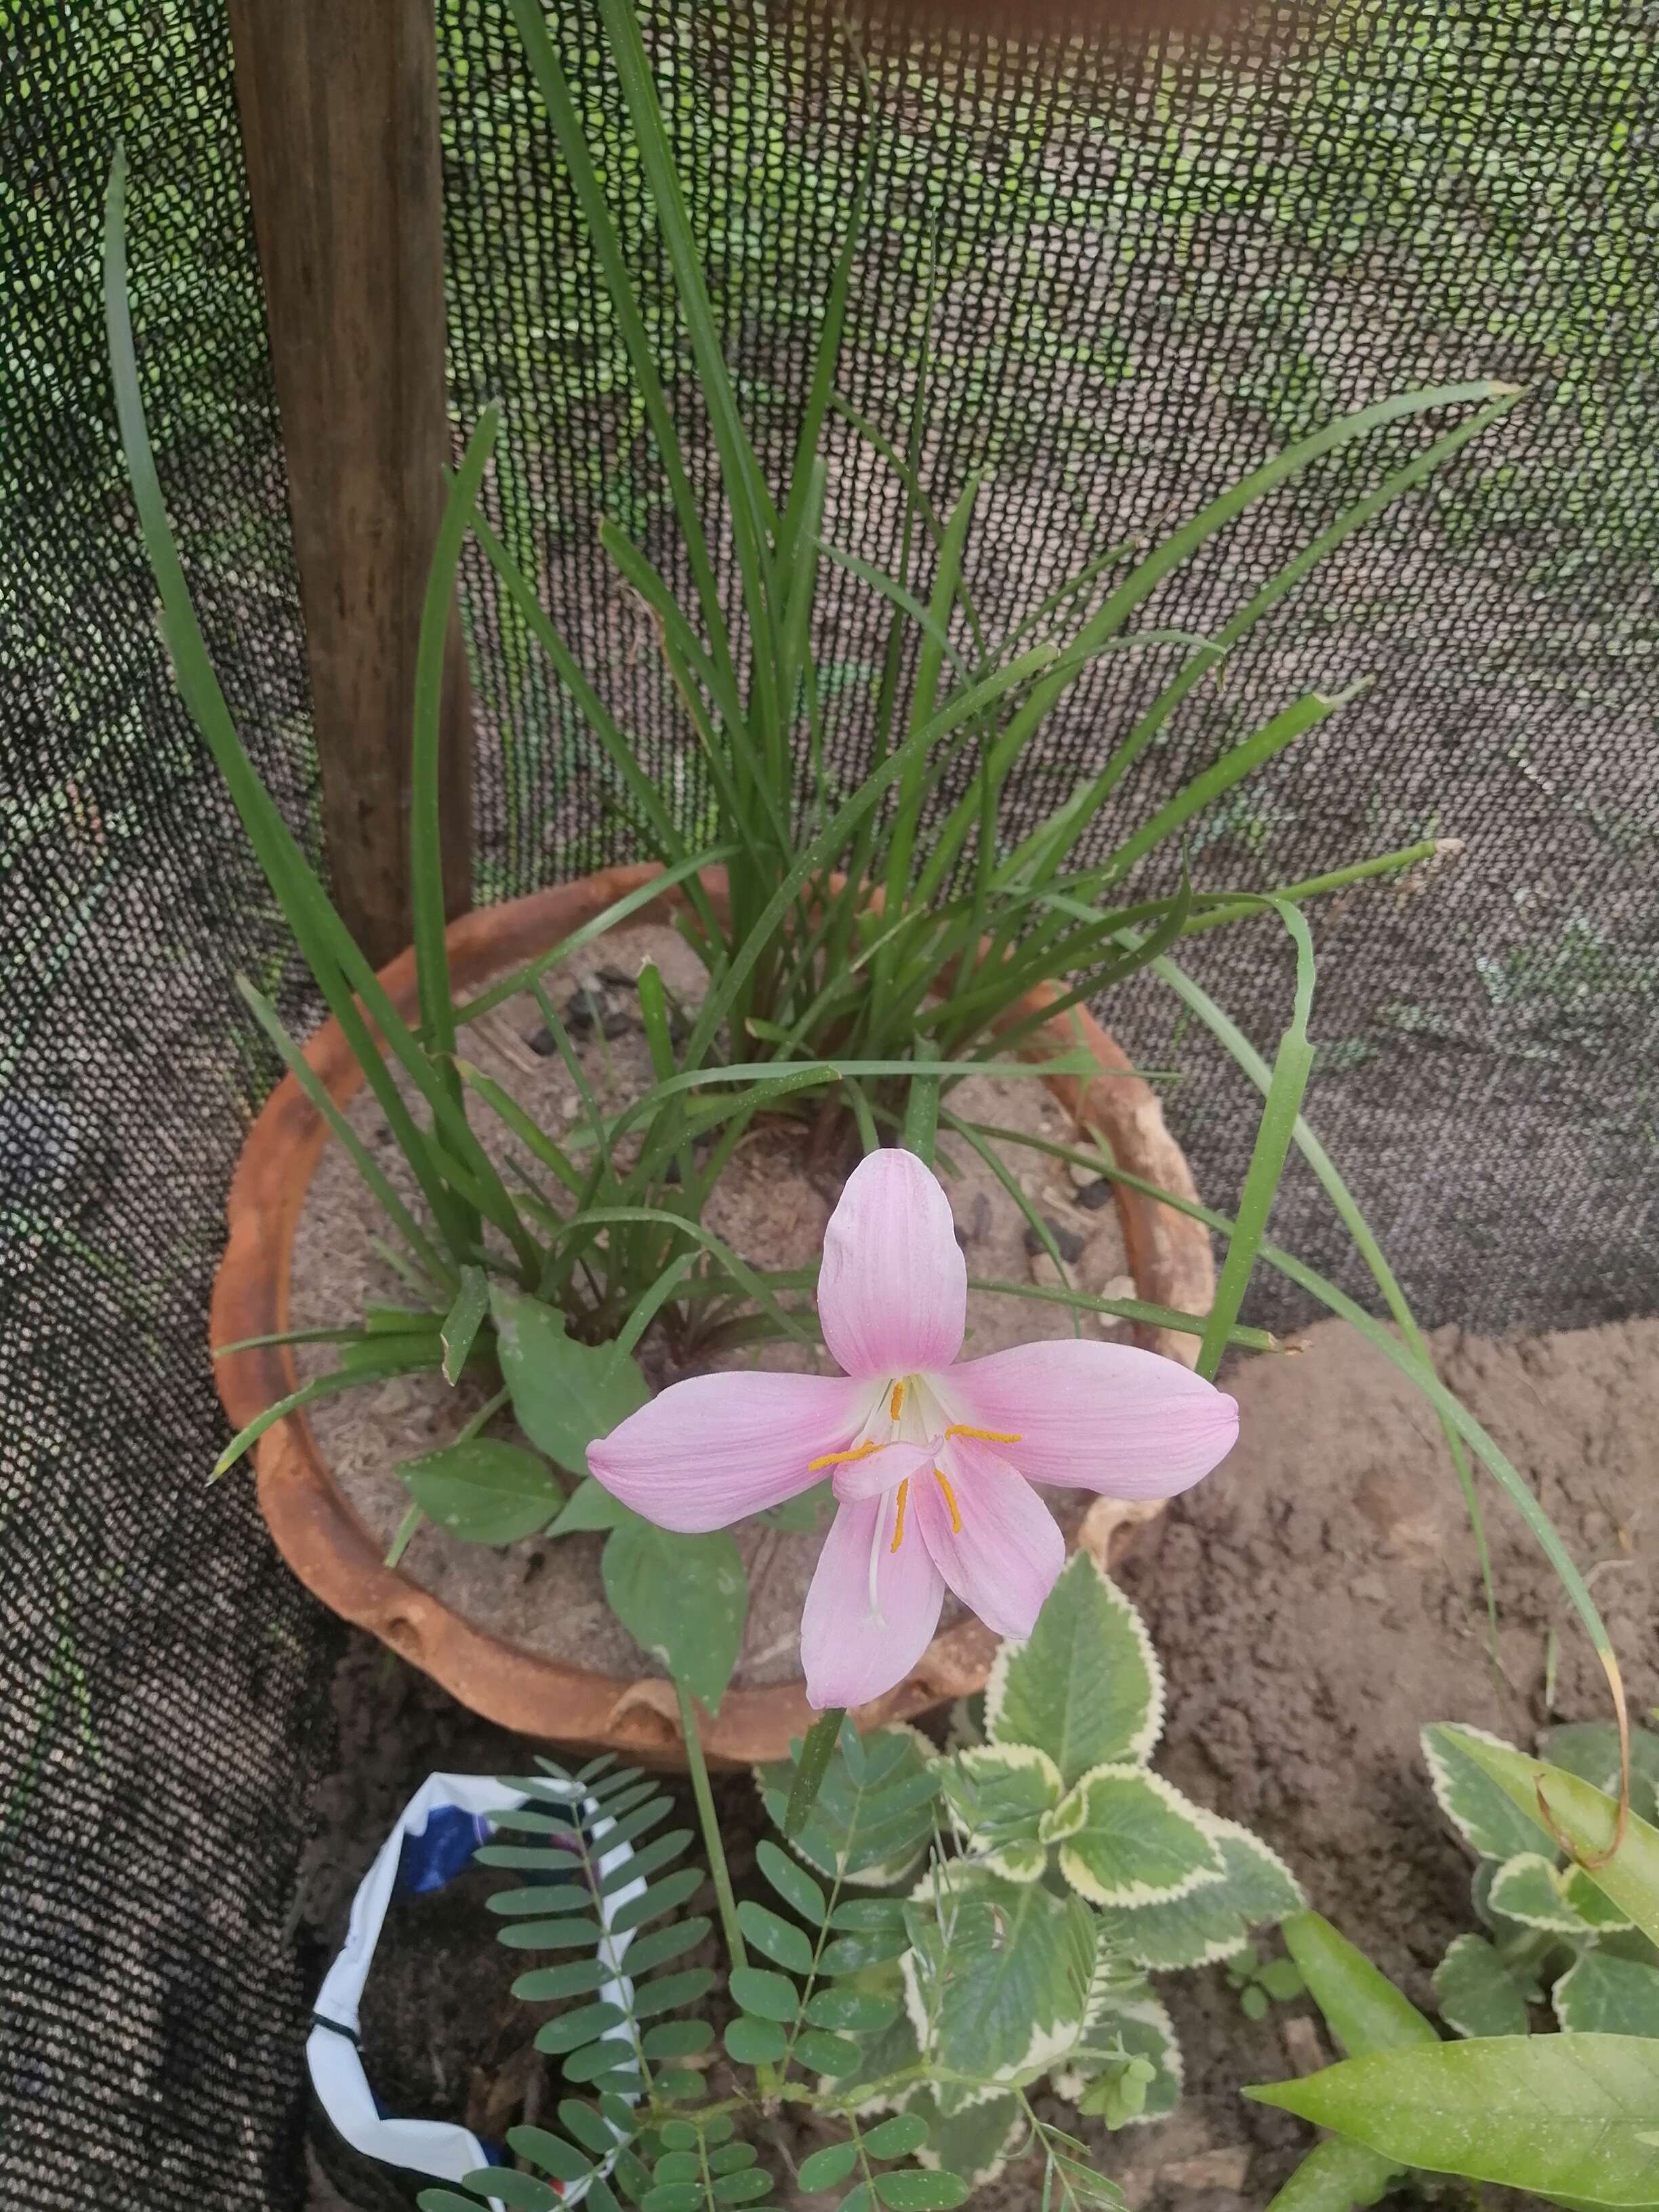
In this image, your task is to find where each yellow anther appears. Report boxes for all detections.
[807,1440,880,1473]
[943,1423,1023,1446]
[889,1381,905,1422]
[934,1466,963,1533]
[890,1478,909,1553]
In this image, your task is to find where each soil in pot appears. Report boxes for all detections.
[289,918,1136,1694]
[302,1312,1659,2211]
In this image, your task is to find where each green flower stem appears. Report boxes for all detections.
[673,1675,779,2097]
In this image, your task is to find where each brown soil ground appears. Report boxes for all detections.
[289,919,1132,1690]
[303,1313,1659,2212]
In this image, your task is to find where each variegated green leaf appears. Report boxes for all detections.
[987,1551,1161,1785]
[1433,1933,1530,2039]
[903,2083,1023,2187]
[1553,1950,1659,2036]
[903,1866,1097,2098]
[1057,1767,1224,1908]
[1542,1721,1659,1827]
[938,1744,1061,1881]
[1095,1816,1303,1970]
[1490,1852,1622,1937]
[1056,1993,1183,2130]
[1422,1723,1544,1862]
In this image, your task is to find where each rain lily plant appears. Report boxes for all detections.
[592,1147,1237,1706]
[108,0,1633,1884]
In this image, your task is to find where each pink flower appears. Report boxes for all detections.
[588,1148,1239,1710]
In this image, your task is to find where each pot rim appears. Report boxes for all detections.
[211,863,1214,1765]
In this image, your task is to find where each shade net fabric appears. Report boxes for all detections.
[1,0,1654,2202]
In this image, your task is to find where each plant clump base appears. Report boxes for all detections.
[290,922,1134,1694]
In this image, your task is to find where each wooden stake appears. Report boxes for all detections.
[226,0,472,965]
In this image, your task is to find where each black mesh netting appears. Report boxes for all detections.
[2,0,1656,2202]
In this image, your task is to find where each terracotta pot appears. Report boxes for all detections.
[212,865,1214,1766]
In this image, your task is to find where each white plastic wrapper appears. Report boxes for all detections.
[310,1769,644,2209]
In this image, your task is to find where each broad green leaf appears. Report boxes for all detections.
[400,1439,560,1545]
[797,2143,859,2193]
[1265,2135,1398,2211]
[711,2172,770,2205]
[1432,1933,1530,2039]
[1542,1723,1659,1826]
[441,1266,491,1385]
[1057,1767,1223,1907]
[1449,1730,1659,1947]
[1059,1993,1183,2131]
[1490,1852,1606,1936]
[901,2084,1022,2189]
[1281,1911,1439,2054]
[1099,1817,1303,1971]
[1422,1723,1546,1862]
[986,1551,1161,1784]
[493,1286,649,1475]
[1248,2034,1659,2203]
[937,1744,1061,1881]
[1554,1952,1659,2036]
[903,1867,1096,2093]
[602,1519,745,1714]
[548,1477,633,1536]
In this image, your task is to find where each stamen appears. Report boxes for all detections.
[943,1423,1023,1446]
[889,1381,905,1422]
[934,1466,963,1533]
[808,1440,881,1473]
[889,1478,909,1554]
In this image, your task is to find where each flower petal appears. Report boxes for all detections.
[587,1370,874,1533]
[916,1443,1064,1639]
[831,1439,937,1504]
[941,1338,1239,1498]
[799,1494,946,1711]
[817,1147,966,1381]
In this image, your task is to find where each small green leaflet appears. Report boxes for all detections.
[1421,1723,1547,1863]
[1553,1952,1659,2036]
[493,1284,649,1475]
[399,1438,561,1544]
[758,1724,937,1885]
[1247,2034,1659,2204]
[1431,1933,1530,2039]
[1057,1765,1223,1908]
[602,1519,745,1714]
[441,1265,491,1384]
[986,1551,1162,1785]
